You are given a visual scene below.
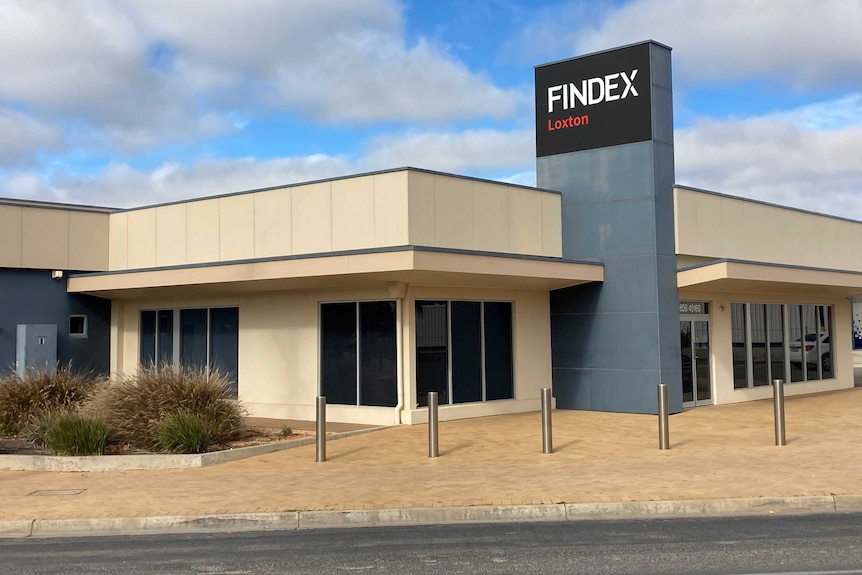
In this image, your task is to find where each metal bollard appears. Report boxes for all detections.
[773,379,786,446]
[657,383,670,450]
[316,395,326,462]
[541,387,553,454]
[428,391,439,458]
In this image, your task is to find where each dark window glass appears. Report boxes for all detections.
[415,301,448,407]
[788,304,805,382]
[693,320,711,401]
[451,301,482,404]
[180,309,208,370]
[803,305,820,382]
[359,301,397,407]
[157,310,174,368]
[750,304,768,387]
[140,310,157,366]
[680,321,693,403]
[483,302,514,401]
[321,303,357,405]
[731,303,747,388]
[767,304,786,384]
[69,315,87,336]
[210,307,239,397]
[821,306,834,379]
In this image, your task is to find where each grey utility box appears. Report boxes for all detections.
[16,324,58,377]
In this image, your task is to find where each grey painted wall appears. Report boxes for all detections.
[539,42,683,414]
[0,268,111,376]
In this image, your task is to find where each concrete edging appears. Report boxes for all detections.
[0,427,386,472]
[3,495,862,538]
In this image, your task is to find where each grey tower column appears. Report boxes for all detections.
[537,42,682,414]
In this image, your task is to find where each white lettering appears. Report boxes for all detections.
[604,73,620,101]
[569,81,587,108]
[621,69,638,98]
[587,77,604,105]
[546,69,639,111]
[548,85,562,113]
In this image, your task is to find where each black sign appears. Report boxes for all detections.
[535,43,652,157]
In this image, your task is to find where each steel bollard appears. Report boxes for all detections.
[316,395,326,462]
[773,379,786,446]
[428,391,439,458]
[657,383,670,450]
[541,387,553,454]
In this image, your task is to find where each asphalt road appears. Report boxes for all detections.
[2,513,862,575]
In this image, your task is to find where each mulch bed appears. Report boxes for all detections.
[0,425,314,456]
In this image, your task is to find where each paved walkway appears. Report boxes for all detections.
[2,388,862,522]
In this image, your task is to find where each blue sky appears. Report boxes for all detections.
[0,0,860,219]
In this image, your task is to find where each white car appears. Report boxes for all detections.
[789,333,831,371]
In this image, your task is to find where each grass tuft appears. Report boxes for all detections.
[157,412,212,454]
[0,364,99,436]
[45,415,110,456]
[85,364,245,451]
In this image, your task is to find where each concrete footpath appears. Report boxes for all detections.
[2,388,862,537]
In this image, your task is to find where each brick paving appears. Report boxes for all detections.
[1,388,861,521]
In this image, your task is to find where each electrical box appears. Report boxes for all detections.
[16,324,58,377]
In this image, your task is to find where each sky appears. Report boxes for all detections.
[0,0,861,220]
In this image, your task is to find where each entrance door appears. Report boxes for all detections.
[680,318,712,407]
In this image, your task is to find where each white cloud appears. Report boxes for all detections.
[676,96,862,221]
[0,0,525,167]
[0,155,352,208]
[360,128,534,173]
[0,110,64,165]
[514,0,862,89]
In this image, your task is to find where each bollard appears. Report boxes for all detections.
[428,391,439,458]
[657,383,670,450]
[316,395,326,462]
[541,387,553,454]
[773,379,786,446]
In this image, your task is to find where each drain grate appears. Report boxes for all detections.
[27,489,86,496]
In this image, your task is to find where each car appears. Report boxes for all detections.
[789,332,831,371]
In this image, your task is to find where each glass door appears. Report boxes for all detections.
[680,317,712,407]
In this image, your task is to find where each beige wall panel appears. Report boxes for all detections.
[125,209,157,269]
[0,205,23,267]
[331,176,375,251]
[541,193,562,257]
[154,204,187,267]
[472,181,510,253]
[407,171,436,246]
[68,211,109,271]
[108,213,129,271]
[219,194,255,262]
[509,189,543,255]
[186,199,220,264]
[698,193,733,256]
[292,182,332,254]
[253,188,292,258]
[21,208,69,269]
[677,188,862,272]
[373,171,409,247]
[433,175,474,249]
[673,189,698,254]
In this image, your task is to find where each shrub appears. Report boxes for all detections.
[86,364,245,450]
[24,411,65,448]
[157,413,211,454]
[45,415,110,456]
[0,364,99,436]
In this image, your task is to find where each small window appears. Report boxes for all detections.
[69,315,88,337]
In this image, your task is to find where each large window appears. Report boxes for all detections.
[732,302,833,388]
[415,300,514,407]
[320,301,397,407]
[140,307,239,397]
